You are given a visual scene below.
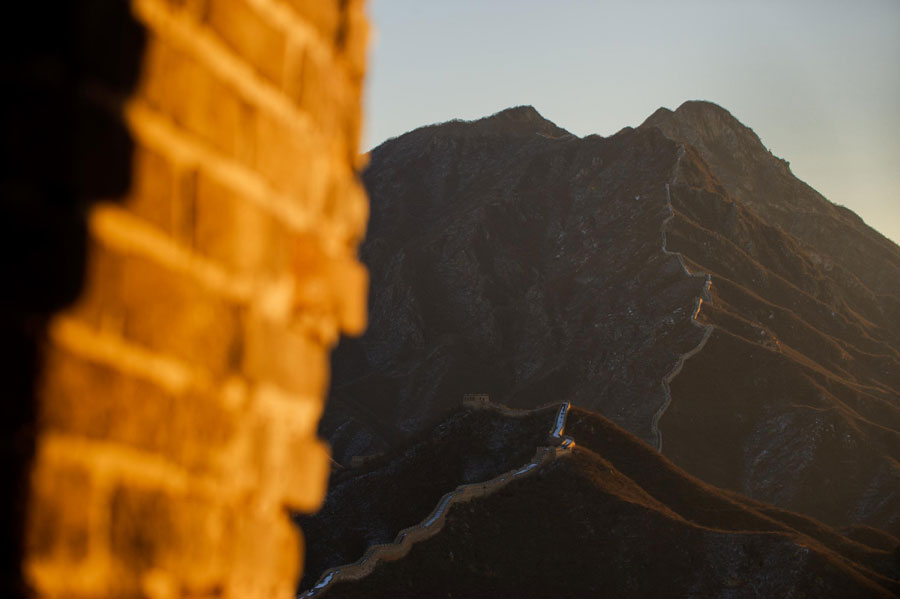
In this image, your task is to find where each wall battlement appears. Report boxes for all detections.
[15,1,370,598]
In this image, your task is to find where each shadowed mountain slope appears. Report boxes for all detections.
[326,107,709,451]
[642,100,900,310]
[639,102,900,531]
[323,102,900,532]
[308,406,898,598]
[297,403,563,590]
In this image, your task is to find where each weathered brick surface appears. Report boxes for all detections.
[39,346,235,475]
[340,0,369,79]
[123,145,178,233]
[109,485,227,595]
[283,0,341,41]
[26,461,93,565]
[206,0,287,86]
[70,244,244,377]
[138,34,257,165]
[278,434,331,512]
[23,0,370,597]
[224,509,300,599]
[124,145,196,244]
[255,111,324,204]
[194,170,291,277]
[242,311,329,397]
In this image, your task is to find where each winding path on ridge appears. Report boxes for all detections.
[651,145,715,451]
[301,402,575,598]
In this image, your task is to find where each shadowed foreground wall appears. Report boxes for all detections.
[19,1,369,597]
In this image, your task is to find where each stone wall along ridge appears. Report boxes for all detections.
[650,144,715,452]
[301,401,573,597]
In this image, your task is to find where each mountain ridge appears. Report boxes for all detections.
[323,100,900,532]
[303,402,899,597]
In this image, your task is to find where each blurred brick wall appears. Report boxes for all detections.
[20,1,369,597]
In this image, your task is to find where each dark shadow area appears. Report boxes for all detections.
[0,3,145,595]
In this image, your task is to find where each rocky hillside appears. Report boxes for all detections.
[304,405,899,598]
[639,103,900,532]
[322,102,900,533]
[297,402,565,590]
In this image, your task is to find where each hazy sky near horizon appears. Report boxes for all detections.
[364,0,900,244]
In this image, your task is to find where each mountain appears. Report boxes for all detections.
[298,402,567,590]
[301,403,899,597]
[322,101,900,533]
[637,102,900,532]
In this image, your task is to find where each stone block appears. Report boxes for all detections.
[39,346,236,475]
[282,40,308,107]
[121,254,242,377]
[224,511,300,599]
[291,233,368,335]
[242,312,327,397]
[194,170,290,277]
[339,0,369,79]
[254,111,317,201]
[138,35,256,165]
[279,435,330,512]
[283,0,341,41]
[205,0,287,86]
[324,174,369,248]
[26,460,93,565]
[109,485,226,594]
[67,241,125,331]
[123,145,176,235]
[246,386,329,511]
[295,48,334,134]
[69,245,242,377]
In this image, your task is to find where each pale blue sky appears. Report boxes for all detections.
[364,0,900,244]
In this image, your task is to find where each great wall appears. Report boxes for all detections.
[650,144,715,451]
[301,400,575,597]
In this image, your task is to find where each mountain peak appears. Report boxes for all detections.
[640,100,756,147]
[471,105,572,138]
[492,104,544,121]
[674,99,738,120]
[373,106,572,154]
[638,99,792,203]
